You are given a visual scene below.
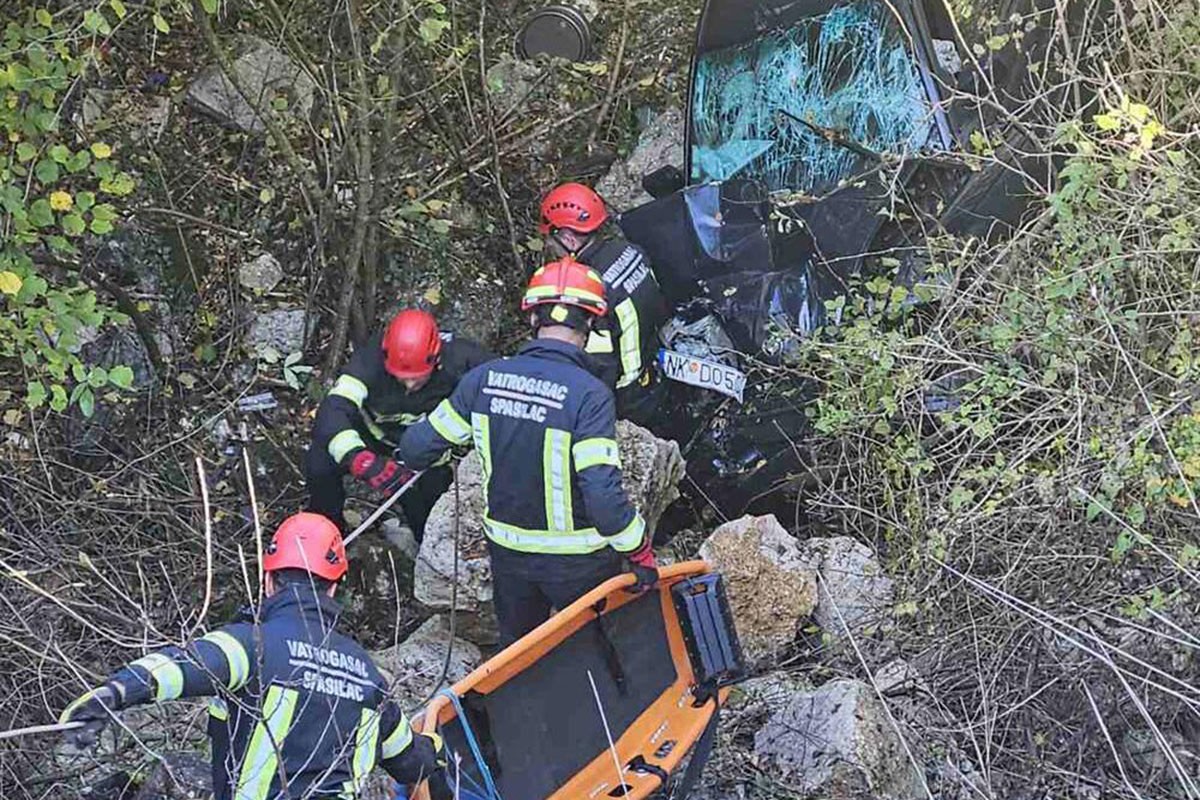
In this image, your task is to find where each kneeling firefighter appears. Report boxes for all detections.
[540,182,670,425]
[306,309,494,539]
[397,258,658,645]
[59,512,453,799]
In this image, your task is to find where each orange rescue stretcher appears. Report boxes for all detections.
[411,561,744,799]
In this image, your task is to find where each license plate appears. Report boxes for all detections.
[658,349,746,403]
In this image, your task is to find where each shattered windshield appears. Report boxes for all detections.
[690,0,935,192]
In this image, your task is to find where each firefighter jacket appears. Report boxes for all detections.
[99,587,444,799]
[313,330,494,466]
[397,338,647,555]
[579,236,668,390]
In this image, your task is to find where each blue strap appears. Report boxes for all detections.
[437,689,502,800]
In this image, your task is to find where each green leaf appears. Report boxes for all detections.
[67,150,92,173]
[16,142,37,163]
[201,0,219,13]
[35,159,59,184]
[78,386,95,417]
[28,199,54,228]
[1093,113,1121,132]
[49,383,68,412]
[87,367,108,388]
[36,8,54,27]
[152,12,170,34]
[418,17,450,43]
[25,381,47,409]
[61,213,85,236]
[91,203,118,223]
[109,0,127,19]
[48,144,70,164]
[76,191,95,212]
[89,218,114,235]
[108,365,134,389]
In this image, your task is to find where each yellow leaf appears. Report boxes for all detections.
[90,142,113,159]
[49,190,73,211]
[422,285,442,305]
[1093,113,1120,132]
[0,271,22,295]
[2,409,21,426]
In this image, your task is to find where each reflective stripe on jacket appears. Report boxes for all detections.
[312,330,494,465]
[104,589,439,799]
[398,339,646,555]
[579,237,668,390]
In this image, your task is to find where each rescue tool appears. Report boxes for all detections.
[409,561,744,800]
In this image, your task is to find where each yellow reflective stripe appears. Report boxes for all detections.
[131,653,184,702]
[586,329,615,355]
[234,685,298,800]
[208,697,229,721]
[543,428,573,532]
[525,284,605,306]
[573,437,620,471]
[60,688,104,724]
[472,413,492,508]
[328,429,367,463]
[485,519,612,554]
[329,375,369,407]
[380,713,414,759]
[429,399,471,444]
[613,298,642,388]
[200,631,251,691]
[350,708,381,792]
[608,513,647,553]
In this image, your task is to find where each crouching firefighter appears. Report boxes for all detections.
[306,308,493,539]
[540,182,669,425]
[59,512,453,800]
[398,258,658,645]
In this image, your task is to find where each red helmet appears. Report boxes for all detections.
[522,257,607,316]
[263,512,347,581]
[539,182,607,236]
[383,309,442,379]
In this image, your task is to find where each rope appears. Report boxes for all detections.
[0,721,82,742]
[436,688,502,800]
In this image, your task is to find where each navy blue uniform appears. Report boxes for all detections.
[64,588,447,799]
[579,236,669,424]
[306,330,494,536]
[398,338,647,643]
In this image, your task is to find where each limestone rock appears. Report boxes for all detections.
[246,308,306,355]
[754,679,924,800]
[697,514,818,661]
[414,423,685,637]
[800,536,895,639]
[595,107,685,211]
[413,450,492,613]
[133,752,212,800]
[615,419,685,538]
[238,253,284,293]
[372,615,482,712]
[485,54,544,117]
[186,36,315,133]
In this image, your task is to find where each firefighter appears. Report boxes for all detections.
[397,258,658,645]
[306,308,494,539]
[58,512,453,799]
[540,182,669,425]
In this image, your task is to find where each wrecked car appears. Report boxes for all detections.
[618,0,1066,519]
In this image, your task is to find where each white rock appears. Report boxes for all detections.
[246,308,306,355]
[381,518,419,561]
[238,253,284,293]
[754,679,924,799]
[595,107,685,211]
[186,36,316,133]
[371,615,482,712]
[697,514,818,662]
[800,536,895,639]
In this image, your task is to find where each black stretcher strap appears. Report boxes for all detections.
[672,701,720,799]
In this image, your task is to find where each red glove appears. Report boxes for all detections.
[626,539,657,594]
[349,450,415,493]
